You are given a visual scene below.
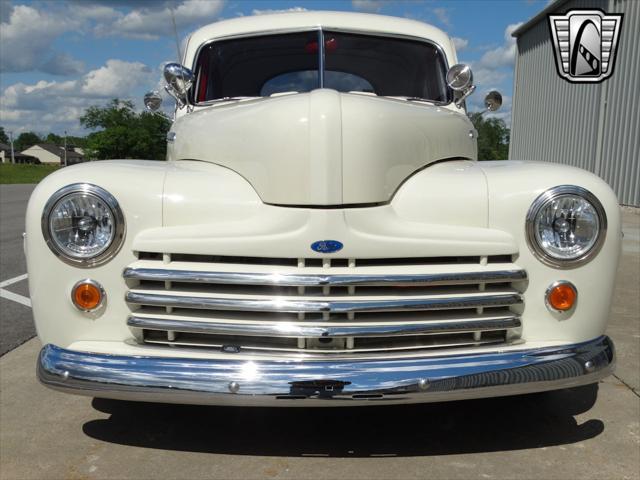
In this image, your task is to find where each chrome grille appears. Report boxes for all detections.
[124,253,526,355]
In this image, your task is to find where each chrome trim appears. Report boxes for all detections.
[71,279,106,312]
[37,336,615,406]
[127,314,521,338]
[190,27,452,107]
[143,335,511,354]
[41,183,126,268]
[545,280,578,314]
[318,29,325,88]
[454,84,476,108]
[125,291,523,313]
[525,185,607,269]
[446,63,473,91]
[122,267,527,286]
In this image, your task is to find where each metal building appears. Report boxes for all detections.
[509,0,639,206]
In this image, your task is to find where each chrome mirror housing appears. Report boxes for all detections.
[163,63,194,107]
[446,64,473,91]
[446,64,476,108]
[484,90,503,112]
[143,91,163,112]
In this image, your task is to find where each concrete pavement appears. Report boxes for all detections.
[0,192,638,479]
[609,207,640,394]
[0,338,638,479]
[0,184,36,355]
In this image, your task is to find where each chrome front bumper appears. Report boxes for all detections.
[37,336,615,406]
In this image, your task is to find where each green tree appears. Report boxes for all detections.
[14,131,42,152]
[469,113,510,160]
[0,127,8,144]
[66,135,89,149]
[45,133,63,145]
[80,99,170,160]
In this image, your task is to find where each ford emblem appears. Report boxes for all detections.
[311,240,343,254]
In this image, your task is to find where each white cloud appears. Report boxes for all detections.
[1,60,155,135]
[96,0,225,40]
[469,65,509,86]
[72,3,121,22]
[452,37,468,52]
[82,60,154,96]
[457,22,523,120]
[252,7,307,16]
[1,0,230,133]
[432,7,451,27]
[1,0,226,75]
[40,54,86,76]
[0,4,84,75]
[0,1,226,74]
[351,0,386,13]
[477,22,523,68]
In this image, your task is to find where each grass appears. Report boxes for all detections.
[0,164,60,184]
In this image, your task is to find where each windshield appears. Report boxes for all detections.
[192,30,450,103]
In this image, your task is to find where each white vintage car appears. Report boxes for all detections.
[29,12,619,406]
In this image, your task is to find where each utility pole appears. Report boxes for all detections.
[8,131,15,164]
[64,130,67,167]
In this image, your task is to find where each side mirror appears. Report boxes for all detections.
[446,64,473,91]
[164,63,194,106]
[484,90,502,112]
[446,64,476,108]
[143,91,163,112]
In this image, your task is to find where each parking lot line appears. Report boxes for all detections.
[0,273,28,289]
[0,274,31,307]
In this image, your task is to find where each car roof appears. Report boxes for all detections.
[183,11,456,68]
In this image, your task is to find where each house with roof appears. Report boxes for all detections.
[0,143,39,164]
[20,143,86,165]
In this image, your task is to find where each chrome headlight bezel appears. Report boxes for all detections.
[525,185,607,269]
[41,183,125,267]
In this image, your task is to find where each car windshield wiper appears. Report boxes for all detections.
[401,96,435,103]
[197,96,259,106]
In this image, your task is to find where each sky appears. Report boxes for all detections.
[0,0,550,138]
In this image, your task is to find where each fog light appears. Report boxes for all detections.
[71,279,105,311]
[545,281,577,312]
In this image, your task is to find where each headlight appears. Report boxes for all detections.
[526,185,607,268]
[42,184,125,267]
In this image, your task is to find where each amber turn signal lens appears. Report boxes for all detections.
[546,282,577,312]
[72,280,104,311]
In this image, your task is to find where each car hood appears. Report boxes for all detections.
[168,90,476,205]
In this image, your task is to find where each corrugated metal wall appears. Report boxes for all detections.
[510,0,639,206]
[597,0,639,206]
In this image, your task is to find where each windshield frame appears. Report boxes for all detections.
[190,27,453,106]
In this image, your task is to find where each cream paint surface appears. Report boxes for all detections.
[168,92,475,205]
[25,158,621,351]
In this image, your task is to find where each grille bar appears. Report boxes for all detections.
[125,290,522,313]
[123,267,526,287]
[128,314,521,338]
[141,331,508,354]
[124,254,525,354]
